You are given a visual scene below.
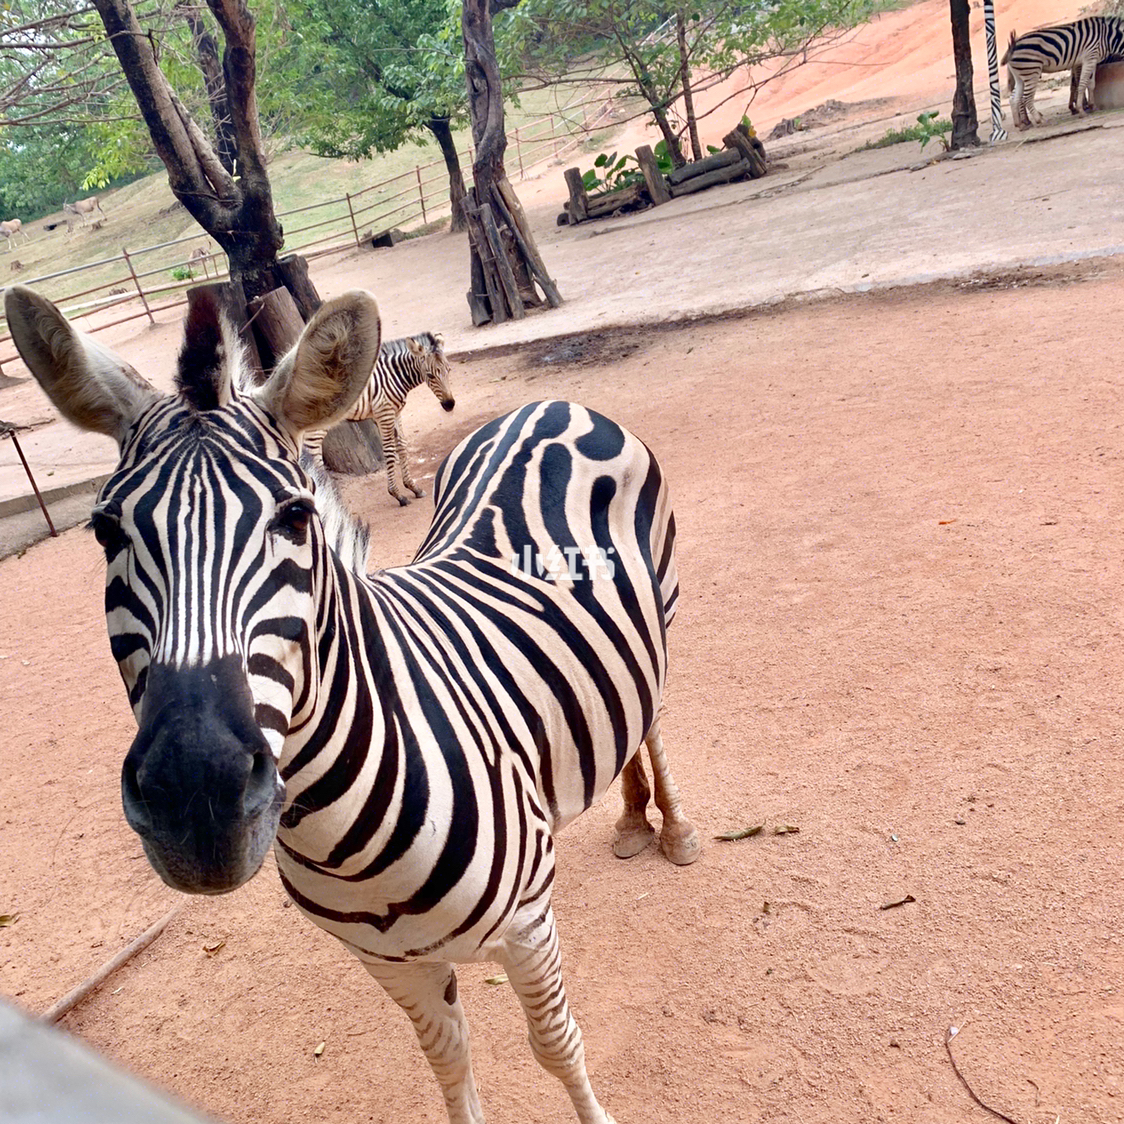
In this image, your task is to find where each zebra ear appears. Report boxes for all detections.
[3,285,160,443]
[255,291,381,436]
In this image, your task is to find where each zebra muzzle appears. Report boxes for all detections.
[121,656,284,894]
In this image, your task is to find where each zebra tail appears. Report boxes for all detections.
[1001,29,1016,66]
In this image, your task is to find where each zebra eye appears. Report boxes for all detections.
[88,512,129,559]
[272,498,315,545]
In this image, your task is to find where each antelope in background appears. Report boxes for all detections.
[1,219,30,251]
[63,196,106,233]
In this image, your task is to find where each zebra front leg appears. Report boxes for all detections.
[377,413,412,506]
[501,904,617,1124]
[395,417,426,498]
[644,715,701,866]
[1079,58,1098,113]
[613,753,655,857]
[363,960,485,1124]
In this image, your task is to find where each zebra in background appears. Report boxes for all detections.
[303,330,455,506]
[1004,17,1124,129]
[5,284,700,1124]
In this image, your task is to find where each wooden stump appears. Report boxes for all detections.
[635,145,671,205]
[322,419,384,475]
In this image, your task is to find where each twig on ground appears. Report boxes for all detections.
[40,905,182,1024]
[945,1025,1020,1124]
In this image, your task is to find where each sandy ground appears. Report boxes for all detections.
[3,2,1124,1122]
[3,275,1124,1124]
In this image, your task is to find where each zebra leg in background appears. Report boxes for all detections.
[984,0,1008,142]
[612,753,656,858]
[376,411,411,505]
[644,716,701,866]
[395,416,426,499]
[1022,71,1044,125]
[501,906,617,1124]
[1077,56,1098,111]
[363,960,485,1124]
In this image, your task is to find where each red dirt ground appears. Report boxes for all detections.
[2,273,1123,1124]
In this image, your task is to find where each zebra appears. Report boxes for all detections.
[303,330,455,506]
[4,283,700,1124]
[1004,17,1124,129]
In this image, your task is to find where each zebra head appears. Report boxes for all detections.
[408,332,455,412]
[5,285,381,894]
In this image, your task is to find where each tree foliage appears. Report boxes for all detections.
[512,0,885,165]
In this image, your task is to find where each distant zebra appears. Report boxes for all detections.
[5,284,700,1124]
[304,330,455,506]
[1004,17,1124,128]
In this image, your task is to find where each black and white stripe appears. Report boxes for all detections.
[5,285,699,1124]
[304,330,455,507]
[1004,16,1124,128]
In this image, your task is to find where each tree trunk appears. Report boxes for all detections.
[949,0,980,149]
[185,8,237,175]
[427,116,467,233]
[93,0,284,301]
[461,0,560,325]
[676,12,702,163]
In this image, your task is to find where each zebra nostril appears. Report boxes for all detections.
[121,757,152,834]
[243,751,279,819]
[443,399,455,412]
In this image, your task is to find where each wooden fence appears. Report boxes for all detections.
[0,96,619,377]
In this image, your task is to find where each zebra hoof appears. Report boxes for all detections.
[659,820,701,866]
[410,487,427,499]
[395,495,410,507]
[612,822,655,859]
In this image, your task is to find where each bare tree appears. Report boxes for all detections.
[948,0,980,149]
[461,0,561,326]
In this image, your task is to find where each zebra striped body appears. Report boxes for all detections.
[304,330,454,506]
[1004,17,1124,128]
[4,285,699,1124]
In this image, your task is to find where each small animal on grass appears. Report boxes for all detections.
[9,260,23,274]
[63,196,106,233]
[0,218,29,251]
[4,283,701,1124]
[188,245,213,278]
[303,330,456,506]
[1004,17,1124,128]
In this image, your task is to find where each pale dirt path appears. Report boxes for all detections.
[2,275,1121,1124]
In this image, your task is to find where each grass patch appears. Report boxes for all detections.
[861,112,952,151]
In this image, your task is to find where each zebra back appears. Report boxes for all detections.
[1008,16,1124,73]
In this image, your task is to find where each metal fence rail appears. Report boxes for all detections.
[0,95,619,377]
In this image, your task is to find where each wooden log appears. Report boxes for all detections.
[463,199,506,326]
[667,161,752,197]
[491,180,563,308]
[249,285,304,372]
[635,145,671,204]
[724,125,768,178]
[666,148,742,185]
[276,254,322,319]
[186,279,263,381]
[564,168,589,223]
[586,181,647,217]
[479,202,525,321]
[322,419,384,475]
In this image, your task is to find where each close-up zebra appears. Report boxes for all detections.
[302,329,455,506]
[4,284,700,1124]
[1003,16,1124,128]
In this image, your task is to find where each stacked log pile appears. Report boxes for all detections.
[560,124,768,226]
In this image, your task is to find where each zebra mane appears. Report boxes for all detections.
[299,450,372,575]
[175,291,251,411]
[410,331,443,354]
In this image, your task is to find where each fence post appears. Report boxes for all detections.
[551,114,560,154]
[346,192,362,249]
[415,167,428,225]
[514,127,525,179]
[121,248,155,325]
